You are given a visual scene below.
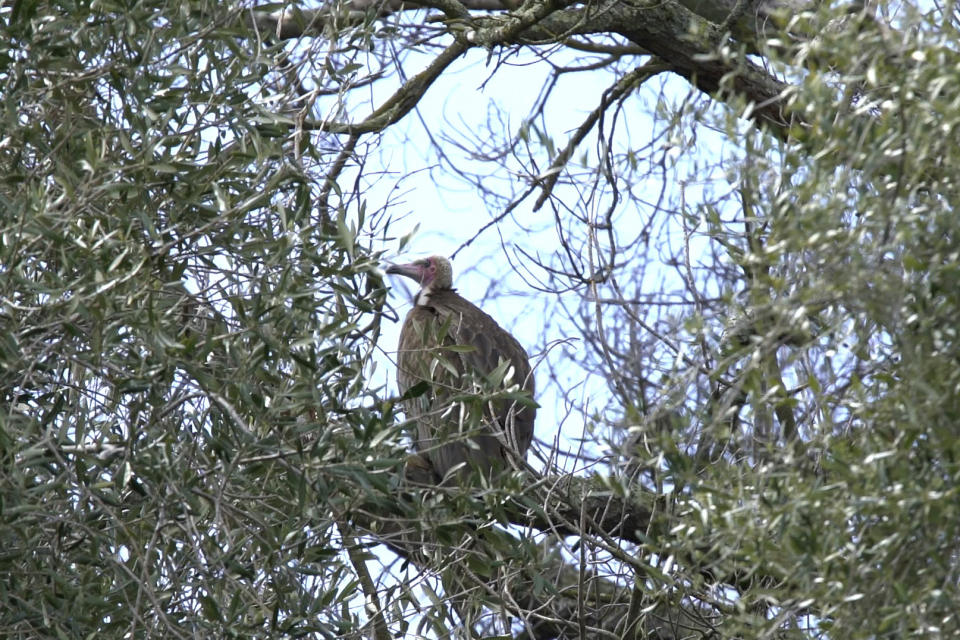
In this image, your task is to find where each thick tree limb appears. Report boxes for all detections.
[251,0,797,138]
[606,0,793,133]
[249,0,919,150]
[347,459,715,638]
[341,455,814,638]
[249,0,806,46]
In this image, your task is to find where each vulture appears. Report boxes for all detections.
[387,255,536,482]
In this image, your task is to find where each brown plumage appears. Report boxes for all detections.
[387,255,536,482]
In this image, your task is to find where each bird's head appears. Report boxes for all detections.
[386,255,453,301]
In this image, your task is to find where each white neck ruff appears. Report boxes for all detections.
[416,285,433,307]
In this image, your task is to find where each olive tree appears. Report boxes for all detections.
[2,0,959,637]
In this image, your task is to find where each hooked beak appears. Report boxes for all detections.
[385,262,422,282]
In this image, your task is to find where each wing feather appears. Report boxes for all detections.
[395,290,536,481]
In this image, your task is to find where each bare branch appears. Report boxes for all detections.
[533,61,670,211]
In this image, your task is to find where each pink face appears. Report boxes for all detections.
[418,257,437,287]
[386,257,437,287]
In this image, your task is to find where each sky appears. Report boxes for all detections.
[343,45,630,471]
[320,36,740,474]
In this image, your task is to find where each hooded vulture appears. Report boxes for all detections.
[387,255,536,482]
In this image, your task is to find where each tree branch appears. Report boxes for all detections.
[248,0,514,40]
[532,61,670,211]
[348,463,715,638]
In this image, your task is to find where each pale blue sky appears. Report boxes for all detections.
[322,38,740,472]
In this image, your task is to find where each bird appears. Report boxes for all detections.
[386,255,536,482]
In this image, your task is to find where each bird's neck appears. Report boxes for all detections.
[415,284,454,307]
[416,286,433,307]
